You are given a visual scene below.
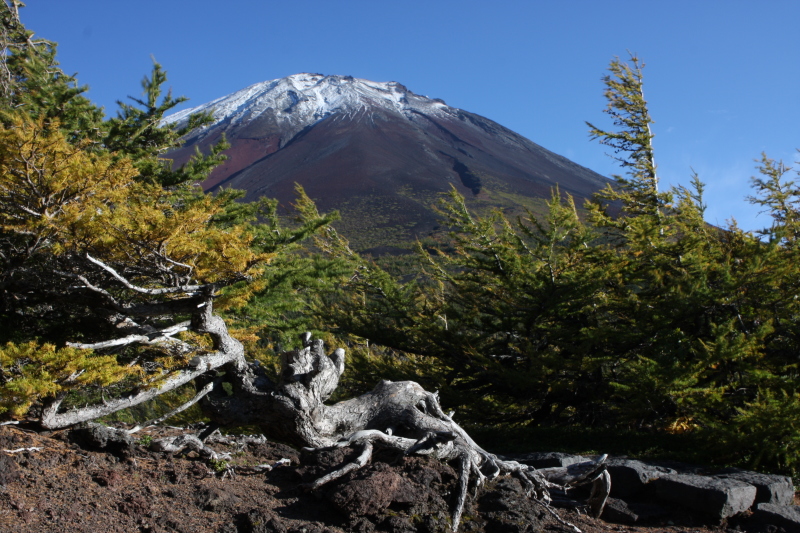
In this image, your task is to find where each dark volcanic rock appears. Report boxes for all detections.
[600,498,639,524]
[68,422,135,457]
[652,473,757,521]
[325,463,414,517]
[117,491,151,518]
[237,508,288,533]
[380,514,417,533]
[606,458,676,500]
[625,501,673,522]
[195,486,241,512]
[717,469,795,506]
[504,451,590,469]
[750,503,800,533]
[0,453,20,485]
[92,468,122,488]
[297,452,455,532]
[1,422,769,533]
[477,477,546,533]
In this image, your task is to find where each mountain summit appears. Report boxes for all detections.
[165,73,611,252]
[166,73,452,149]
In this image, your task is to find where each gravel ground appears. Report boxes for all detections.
[0,424,747,533]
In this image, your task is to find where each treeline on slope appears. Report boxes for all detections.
[263,55,800,477]
[1,1,798,479]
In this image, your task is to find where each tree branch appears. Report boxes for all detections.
[58,270,121,306]
[127,381,214,434]
[122,296,208,317]
[86,253,205,295]
[40,351,235,429]
[66,320,191,350]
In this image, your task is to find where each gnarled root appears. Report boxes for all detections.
[304,441,374,490]
[588,469,611,518]
[299,383,609,532]
[150,433,231,462]
[206,334,611,532]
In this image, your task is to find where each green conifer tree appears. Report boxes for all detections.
[586,53,664,222]
[0,0,103,139]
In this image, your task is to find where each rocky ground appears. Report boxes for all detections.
[0,423,783,533]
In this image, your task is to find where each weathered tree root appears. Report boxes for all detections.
[299,397,610,532]
[150,433,231,462]
[232,457,292,475]
[194,333,610,532]
[532,498,582,533]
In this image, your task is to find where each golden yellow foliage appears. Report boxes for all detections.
[664,416,699,434]
[0,341,135,418]
[0,116,271,287]
[0,117,137,239]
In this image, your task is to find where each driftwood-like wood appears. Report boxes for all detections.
[197,333,610,531]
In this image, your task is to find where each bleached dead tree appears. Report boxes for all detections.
[195,331,611,531]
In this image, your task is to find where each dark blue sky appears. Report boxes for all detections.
[23,0,800,231]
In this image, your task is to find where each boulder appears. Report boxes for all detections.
[325,467,414,517]
[652,473,756,521]
[626,501,673,522]
[477,476,550,533]
[68,422,135,457]
[717,470,794,506]
[601,498,639,524]
[506,452,590,469]
[605,458,675,500]
[750,503,800,533]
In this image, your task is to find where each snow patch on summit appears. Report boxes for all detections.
[163,73,451,132]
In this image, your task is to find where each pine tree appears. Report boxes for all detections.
[0,1,104,139]
[0,114,270,416]
[103,61,229,187]
[586,53,664,222]
[583,56,800,473]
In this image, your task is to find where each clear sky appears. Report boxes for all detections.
[21,1,800,232]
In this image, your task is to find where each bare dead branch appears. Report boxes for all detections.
[66,320,191,350]
[54,268,122,305]
[127,381,214,434]
[232,457,291,475]
[85,253,205,295]
[452,454,471,532]
[2,447,42,454]
[150,433,230,461]
[40,351,236,429]
[588,469,611,518]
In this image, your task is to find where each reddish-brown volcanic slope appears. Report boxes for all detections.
[170,96,611,250]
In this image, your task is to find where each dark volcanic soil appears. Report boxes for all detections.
[0,424,737,533]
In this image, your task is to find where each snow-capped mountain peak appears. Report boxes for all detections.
[163,73,449,133]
